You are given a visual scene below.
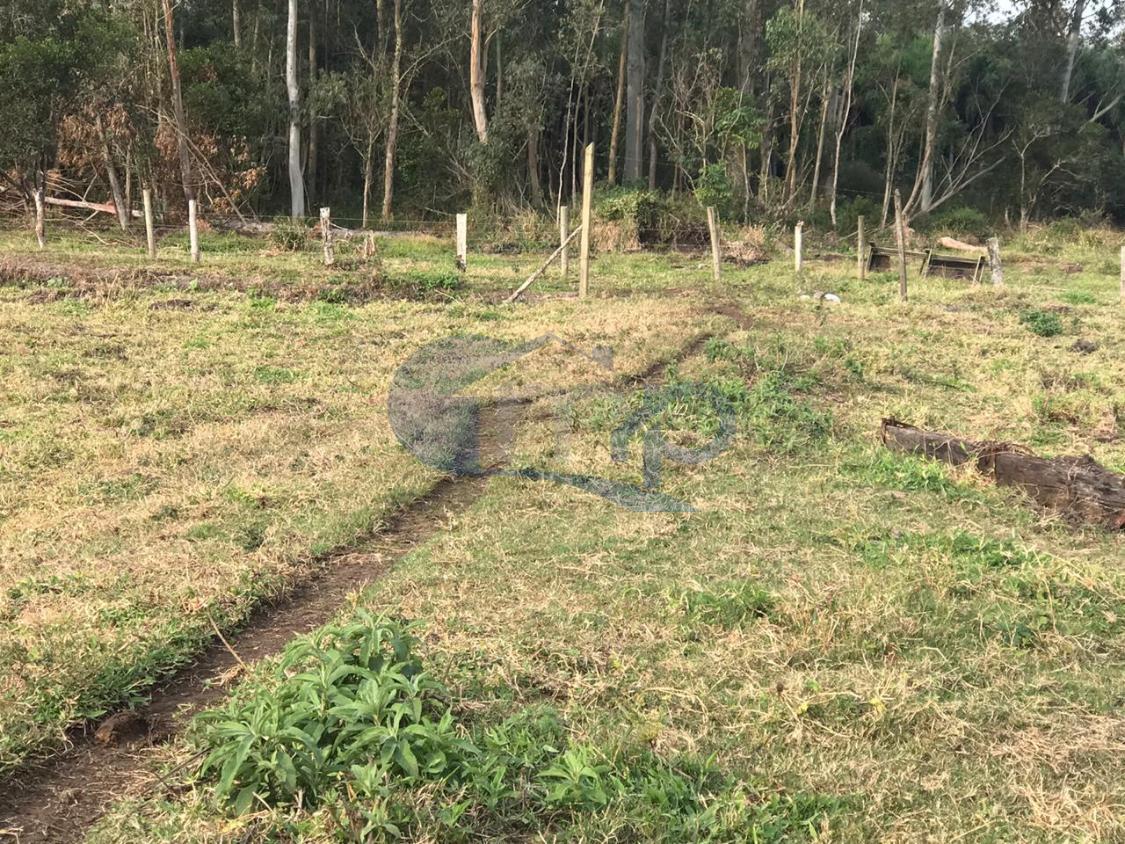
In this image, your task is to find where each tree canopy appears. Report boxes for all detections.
[1,0,1122,227]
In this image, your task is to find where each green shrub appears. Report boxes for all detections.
[836,196,880,236]
[191,612,843,840]
[1020,309,1064,337]
[269,216,311,252]
[193,614,459,813]
[925,207,990,239]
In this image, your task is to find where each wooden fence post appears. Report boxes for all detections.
[794,221,804,274]
[559,205,569,280]
[857,215,866,281]
[988,237,1004,287]
[456,213,468,272]
[188,199,201,264]
[579,143,594,299]
[143,189,156,259]
[320,207,335,266]
[706,207,722,282]
[893,190,908,303]
[33,187,46,250]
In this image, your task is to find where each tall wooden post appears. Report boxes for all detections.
[988,237,1004,287]
[143,189,156,259]
[559,205,570,280]
[579,143,594,299]
[893,190,908,302]
[456,213,468,272]
[857,215,866,281]
[320,207,335,266]
[188,199,201,264]
[706,207,722,283]
[794,222,804,274]
[33,188,46,250]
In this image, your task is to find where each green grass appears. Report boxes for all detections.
[1,221,1123,841]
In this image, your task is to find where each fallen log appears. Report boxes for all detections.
[938,236,987,255]
[44,196,142,219]
[880,419,1125,530]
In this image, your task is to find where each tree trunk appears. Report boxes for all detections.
[125,145,134,221]
[623,0,646,184]
[362,141,373,229]
[381,0,403,221]
[528,126,543,206]
[912,2,946,216]
[1060,0,1085,103]
[160,0,195,203]
[829,0,862,229]
[647,0,671,191]
[607,13,629,186]
[495,31,503,108]
[738,0,761,96]
[286,0,305,218]
[307,5,318,208]
[34,187,46,249]
[233,0,241,47]
[808,78,830,209]
[95,114,130,231]
[470,0,489,143]
[783,0,806,207]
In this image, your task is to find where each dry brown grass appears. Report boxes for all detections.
[0,224,1121,841]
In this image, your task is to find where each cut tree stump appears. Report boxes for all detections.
[880,419,1125,530]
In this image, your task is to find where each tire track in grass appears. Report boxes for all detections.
[0,303,747,843]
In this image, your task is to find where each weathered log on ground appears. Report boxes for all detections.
[44,196,143,218]
[880,419,1125,530]
[938,236,987,255]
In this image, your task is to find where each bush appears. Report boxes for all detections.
[836,196,880,237]
[595,187,710,250]
[1020,309,1064,337]
[925,207,990,239]
[269,216,311,252]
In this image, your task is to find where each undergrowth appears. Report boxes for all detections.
[191,612,842,841]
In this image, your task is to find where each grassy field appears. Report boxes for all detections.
[1,221,1123,841]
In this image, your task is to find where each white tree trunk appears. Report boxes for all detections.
[286,0,305,219]
[829,0,862,229]
[914,2,946,216]
[470,0,488,143]
[95,114,130,231]
[160,0,195,203]
[382,0,403,221]
[1060,0,1086,103]
[607,13,628,185]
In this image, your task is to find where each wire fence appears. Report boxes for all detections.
[3,204,1122,306]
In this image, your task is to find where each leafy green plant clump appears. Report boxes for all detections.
[1019,309,1064,337]
[192,612,841,840]
[389,268,464,297]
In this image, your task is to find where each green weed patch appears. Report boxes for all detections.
[192,612,842,840]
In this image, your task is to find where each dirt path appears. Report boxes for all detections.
[0,304,747,843]
[0,475,486,843]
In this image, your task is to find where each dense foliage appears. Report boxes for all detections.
[1,0,1123,227]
